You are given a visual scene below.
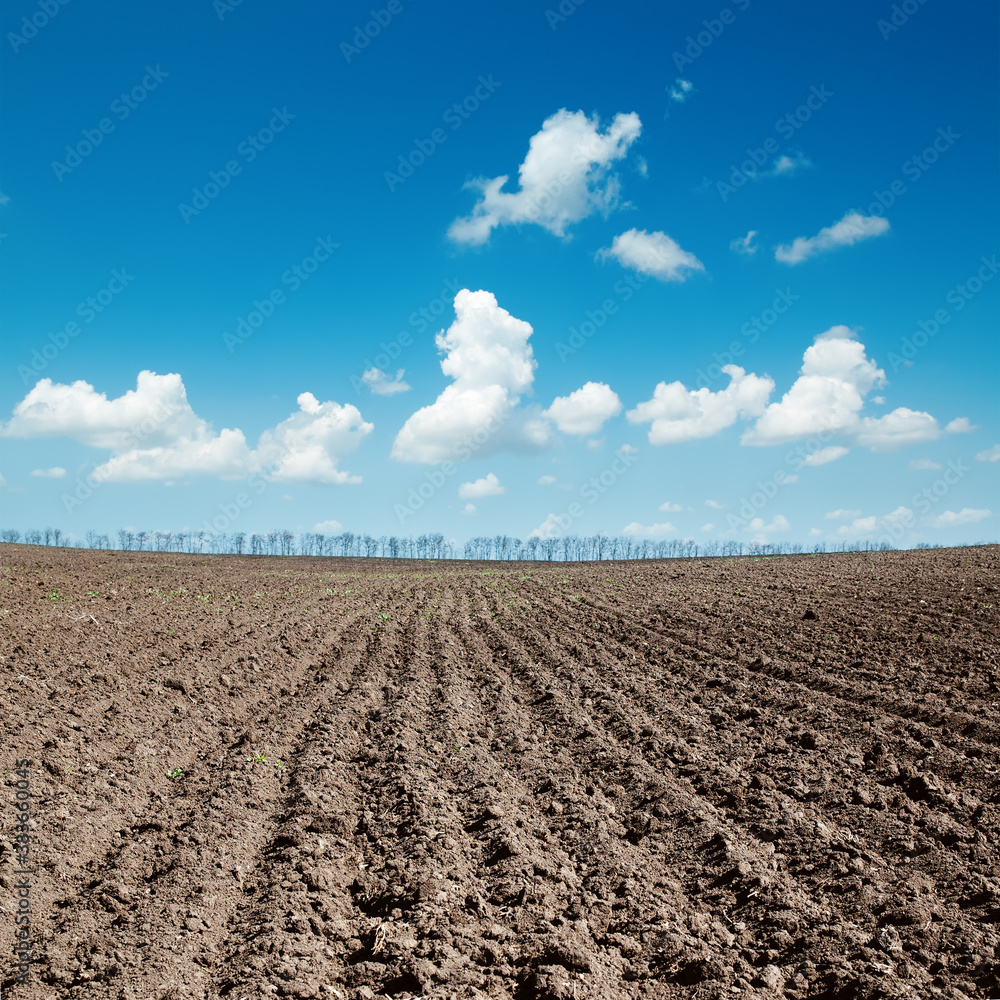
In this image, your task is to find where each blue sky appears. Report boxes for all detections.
[1,0,997,549]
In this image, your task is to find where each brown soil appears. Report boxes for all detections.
[1,544,998,1000]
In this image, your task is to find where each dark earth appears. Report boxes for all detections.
[1,544,998,999]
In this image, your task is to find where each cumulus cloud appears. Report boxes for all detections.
[361,367,410,395]
[802,446,850,466]
[931,508,991,527]
[945,417,976,434]
[730,230,758,255]
[458,472,504,499]
[537,474,557,485]
[748,514,790,538]
[391,290,553,464]
[775,211,890,265]
[544,382,622,435]
[448,108,642,245]
[659,500,683,512]
[529,513,567,539]
[1,373,373,485]
[628,365,773,445]
[30,467,66,478]
[619,443,639,454]
[314,519,343,533]
[462,503,477,515]
[597,228,704,282]
[836,506,913,537]
[910,458,943,470]
[622,521,675,538]
[976,444,1000,463]
[705,499,725,510]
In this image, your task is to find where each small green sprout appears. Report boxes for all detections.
[166,767,184,780]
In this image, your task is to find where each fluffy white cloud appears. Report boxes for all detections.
[836,506,913,537]
[30,467,66,478]
[619,443,639,454]
[910,458,943,470]
[361,367,410,395]
[529,513,566,539]
[448,108,641,244]
[730,230,758,255]
[775,211,890,265]
[391,290,553,464]
[537,474,557,485]
[544,381,622,435]
[1,374,372,485]
[945,417,976,434]
[853,408,943,451]
[628,365,773,445]
[622,521,675,538]
[802,446,850,466]
[659,500,683,512]
[314,519,343,533]
[931,508,991,527]
[458,472,504,499]
[597,228,704,282]
[705,499,725,510]
[462,503,477,515]
[976,444,1000,463]
[748,514,790,538]
[824,508,862,520]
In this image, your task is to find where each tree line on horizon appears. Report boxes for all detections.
[0,526,954,560]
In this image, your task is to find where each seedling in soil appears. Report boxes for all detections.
[166,767,185,780]
[246,751,269,765]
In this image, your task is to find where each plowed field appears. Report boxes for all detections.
[2,545,998,1000]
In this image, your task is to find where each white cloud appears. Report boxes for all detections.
[659,500,683,512]
[30,467,66,478]
[314,519,343,533]
[529,513,567,539]
[462,503,477,515]
[448,108,641,245]
[838,515,877,536]
[748,514,790,538]
[619,443,639,454]
[702,523,714,532]
[544,381,622,435]
[585,437,604,451]
[824,508,862,521]
[458,472,504,499]
[742,327,878,447]
[808,527,824,538]
[392,290,553,464]
[669,78,694,103]
[802,445,850,467]
[537,474,557,485]
[628,365,773,445]
[945,417,976,434]
[853,408,943,451]
[705,499,725,510]
[730,230,758,256]
[622,521,675,538]
[976,444,1000,463]
[775,211,890,265]
[1,373,373,485]
[931,508,991,527]
[769,152,811,176]
[910,458,943,471]
[597,228,704,282]
[361,367,410,395]
[836,506,913,537]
